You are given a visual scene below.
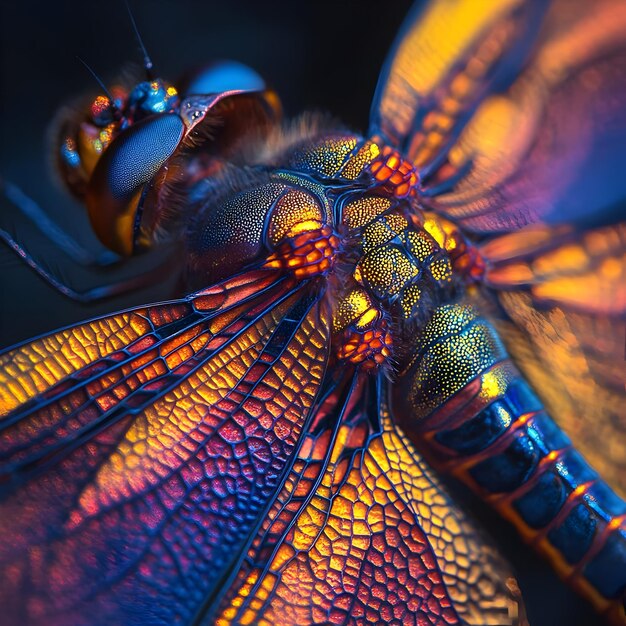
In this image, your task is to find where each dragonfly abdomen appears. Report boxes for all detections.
[396,303,626,622]
[440,377,625,611]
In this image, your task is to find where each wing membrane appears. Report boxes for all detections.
[482,223,626,313]
[369,0,547,172]
[0,271,294,471]
[424,0,626,232]
[0,268,331,626]
[0,270,280,416]
[215,375,527,626]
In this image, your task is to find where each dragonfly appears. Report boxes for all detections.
[1,1,625,625]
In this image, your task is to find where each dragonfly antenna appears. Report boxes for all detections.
[76,56,119,110]
[125,0,154,78]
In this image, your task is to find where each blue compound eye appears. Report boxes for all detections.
[86,113,184,256]
[184,61,265,95]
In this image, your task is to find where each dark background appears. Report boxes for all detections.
[0,2,600,625]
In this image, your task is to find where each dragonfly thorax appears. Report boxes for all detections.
[186,130,480,370]
[330,195,466,371]
[263,131,473,370]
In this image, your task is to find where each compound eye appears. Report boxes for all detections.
[183,61,265,95]
[86,113,184,256]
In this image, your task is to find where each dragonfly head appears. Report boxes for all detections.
[53,63,280,256]
[55,75,182,205]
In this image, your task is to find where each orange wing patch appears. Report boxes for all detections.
[482,223,626,314]
[370,0,541,171]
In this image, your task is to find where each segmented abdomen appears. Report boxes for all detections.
[395,304,626,623]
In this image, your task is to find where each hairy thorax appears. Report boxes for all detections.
[186,127,483,372]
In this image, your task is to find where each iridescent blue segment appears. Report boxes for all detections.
[452,376,625,597]
[435,402,510,455]
[548,503,597,564]
[469,427,543,493]
[467,412,572,492]
[513,470,568,529]
[585,531,626,598]
[184,61,265,95]
[435,378,544,455]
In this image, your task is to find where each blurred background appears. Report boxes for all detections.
[0,1,601,624]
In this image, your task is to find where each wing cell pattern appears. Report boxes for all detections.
[0,270,330,626]
[216,378,525,626]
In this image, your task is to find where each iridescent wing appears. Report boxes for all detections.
[0,267,331,625]
[0,264,527,626]
[370,0,549,186]
[212,374,526,626]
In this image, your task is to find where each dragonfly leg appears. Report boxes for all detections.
[0,227,177,303]
[1,178,119,267]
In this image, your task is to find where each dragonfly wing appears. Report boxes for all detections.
[480,222,626,496]
[422,0,626,232]
[369,0,548,173]
[0,268,331,625]
[214,374,527,626]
